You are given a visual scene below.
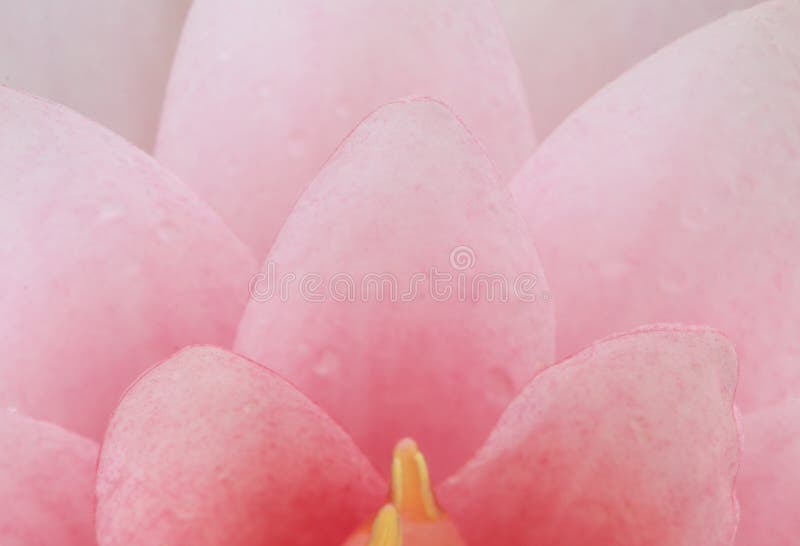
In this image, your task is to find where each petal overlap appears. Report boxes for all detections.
[511,0,800,410]
[0,0,191,149]
[96,346,385,546]
[235,99,554,480]
[0,86,257,440]
[157,0,535,256]
[440,326,740,546]
[497,0,758,136]
[0,411,98,546]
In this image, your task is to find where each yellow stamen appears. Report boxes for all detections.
[341,439,466,546]
[390,438,440,520]
[368,504,402,546]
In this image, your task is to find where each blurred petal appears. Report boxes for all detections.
[0,0,191,149]
[511,0,800,410]
[96,346,384,546]
[736,398,800,546]
[157,0,535,256]
[235,99,554,480]
[0,410,98,546]
[498,0,758,136]
[0,86,257,439]
[440,326,740,546]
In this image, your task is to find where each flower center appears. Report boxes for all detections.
[341,438,466,546]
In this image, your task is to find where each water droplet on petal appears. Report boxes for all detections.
[313,351,341,377]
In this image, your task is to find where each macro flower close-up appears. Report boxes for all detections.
[1,1,798,545]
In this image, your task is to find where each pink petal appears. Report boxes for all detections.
[0,0,191,149]
[735,398,800,546]
[510,0,800,411]
[96,346,384,546]
[0,86,257,440]
[0,410,98,546]
[235,99,554,480]
[157,0,535,256]
[439,326,740,546]
[498,0,758,136]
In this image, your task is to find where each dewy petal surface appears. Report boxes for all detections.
[235,99,555,480]
[497,0,758,136]
[735,398,800,546]
[0,0,192,149]
[440,326,740,546]
[96,346,385,546]
[0,87,257,440]
[511,0,800,410]
[157,0,535,256]
[0,410,98,546]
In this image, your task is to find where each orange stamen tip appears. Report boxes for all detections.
[391,438,441,520]
[368,504,402,546]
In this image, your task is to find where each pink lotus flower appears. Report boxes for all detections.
[1,1,798,545]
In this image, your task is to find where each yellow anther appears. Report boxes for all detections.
[368,504,402,546]
[341,439,466,546]
[391,438,441,520]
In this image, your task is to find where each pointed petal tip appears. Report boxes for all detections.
[236,95,554,480]
[96,346,384,546]
[441,325,740,546]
